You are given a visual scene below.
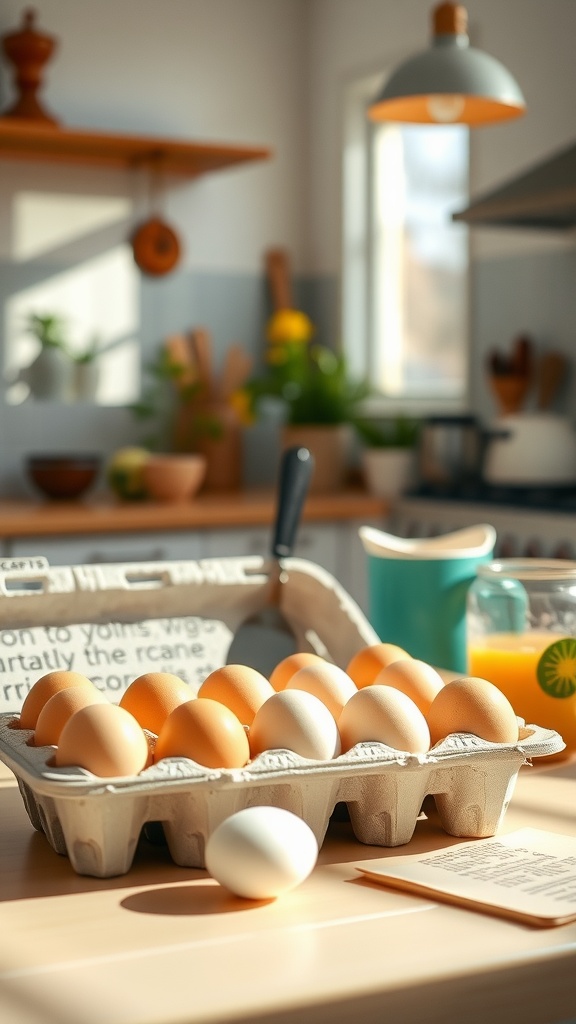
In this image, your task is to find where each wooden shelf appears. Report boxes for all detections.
[0,118,272,177]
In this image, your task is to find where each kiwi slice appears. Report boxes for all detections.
[537,638,576,698]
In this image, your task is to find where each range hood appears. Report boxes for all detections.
[453,139,576,229]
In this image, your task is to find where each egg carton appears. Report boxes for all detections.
[0,555,565,877]
[0,714,563,877]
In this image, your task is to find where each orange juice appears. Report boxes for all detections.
[468,631,576,751]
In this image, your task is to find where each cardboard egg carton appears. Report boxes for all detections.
[0,555,565,878]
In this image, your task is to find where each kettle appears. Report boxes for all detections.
[483,413,576,486]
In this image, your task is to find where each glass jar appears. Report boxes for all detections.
[467,559,576,754]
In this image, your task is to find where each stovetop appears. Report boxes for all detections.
[407,481,576,512]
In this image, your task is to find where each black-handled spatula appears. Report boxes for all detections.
[226,445,314,677]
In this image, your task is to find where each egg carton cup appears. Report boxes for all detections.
[0,554,565,877]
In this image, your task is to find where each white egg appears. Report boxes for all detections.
[205,806,319,899]
[285,662,357,719]
[249,689,341,760]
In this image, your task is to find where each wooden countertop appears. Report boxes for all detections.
[0,489,388,539]
[1,756,575,1024]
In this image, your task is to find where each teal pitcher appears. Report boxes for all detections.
[359,523,496,672]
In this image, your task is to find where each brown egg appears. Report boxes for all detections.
[374,659,444,716]
[338,685,430,754]
[269,652,327,691]
[197,665,274,725]
[346,643,412,689]
[34,686,109,747]
[426,676,519,746]
[286,662,357,719]
[119,672,193,734]
[55,703,150,777]
[19,671,95,730]
[154,698,250,769]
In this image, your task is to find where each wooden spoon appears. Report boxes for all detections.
[164,334,197,391]
[219,343,253,402]
[189,328,213,400]
[265,248,293,310]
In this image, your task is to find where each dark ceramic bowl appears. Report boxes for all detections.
[26,454,101,501]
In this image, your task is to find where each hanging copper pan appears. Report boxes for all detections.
[131,215,182,276]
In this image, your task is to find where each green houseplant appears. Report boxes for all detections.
[354,415,421,450]
[242,309,369,492]
[355,416,421,498]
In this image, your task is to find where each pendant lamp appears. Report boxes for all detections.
[368,2,526,126]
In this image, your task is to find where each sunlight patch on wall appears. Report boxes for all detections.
[12,192,132,262]
[5,244,140,406]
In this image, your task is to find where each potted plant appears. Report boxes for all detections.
[21,313,105,402]
[243,309,369,492]
[21,312,75,400]
[355,416,421,498]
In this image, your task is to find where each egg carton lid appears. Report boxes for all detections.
[0,555,378,709]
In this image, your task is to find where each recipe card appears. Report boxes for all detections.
[357,829,576,927]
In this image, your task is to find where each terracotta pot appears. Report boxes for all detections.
[281,424,352,494]
[142,454,207,503]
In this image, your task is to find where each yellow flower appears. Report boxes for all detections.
[266,309,314,345]
[229,388,256,426]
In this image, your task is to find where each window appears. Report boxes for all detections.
[342,73,470,412]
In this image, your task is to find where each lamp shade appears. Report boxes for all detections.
[368,2,526,126]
